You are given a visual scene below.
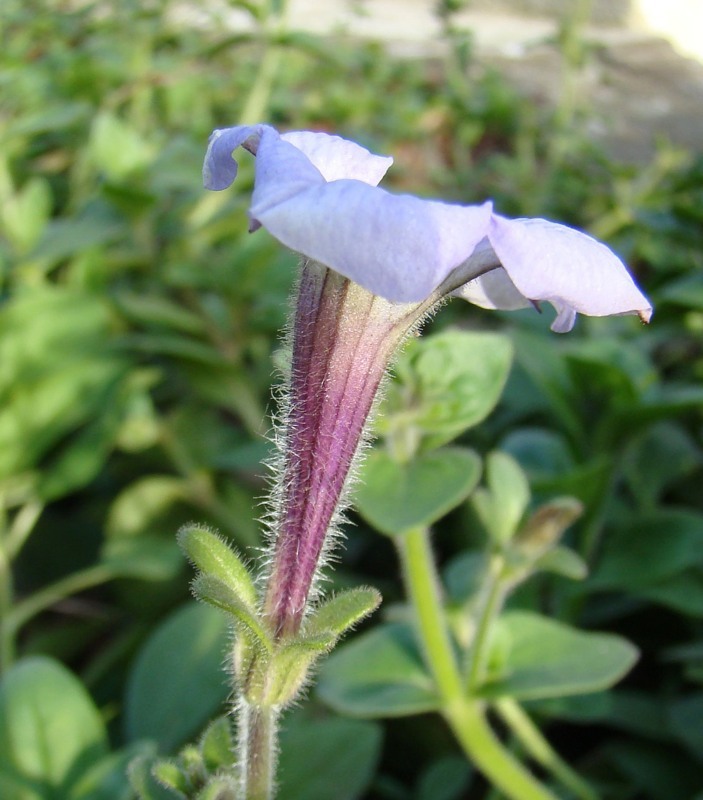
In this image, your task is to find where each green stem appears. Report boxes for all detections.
[0,540,14,672]
[398,527,558,800]
[398,527,463,700]
[238,0,289,125]
[495,698,599,800]
[6,501,43,560]
[6,564,114,635]
[238,703,278,800]
[466,555,506,691]
[445,700,558,800]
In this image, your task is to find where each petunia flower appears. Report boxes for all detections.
[204,123,651,332]
[203,124,651,641]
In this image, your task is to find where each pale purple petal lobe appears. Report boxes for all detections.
[203,124,652,322]
[280,131,393,185]
[203,125,264,190]
[488,215,653,331]
[251,168,493,302]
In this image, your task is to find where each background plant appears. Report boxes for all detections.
[1,0,703,798]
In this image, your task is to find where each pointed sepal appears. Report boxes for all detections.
[195,775,238,800]
[178,524,258,607]
[305,587,382,644]
[199,716,236,774]
[191,574,272,653]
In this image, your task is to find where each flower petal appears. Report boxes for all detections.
[455,266,531,311]
[249,129,493,303]
[203,125,265,191]
[281,131,393,185]
[488,215,653,331]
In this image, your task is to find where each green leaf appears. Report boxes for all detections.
[124,603,230,752]
[443,551,489,604]
[472,451,530,545]
[379,330,513,450]
[90,112,154,180]
[317,623,439,718]
[102,536,183,582]
[669,693,703,758]
[278,714,382,800]
[106,477,189,539]
[1,176,52,253]
[638,569,703,616]
[512,330,581,442]
[501,427,575,483]
[113,292,207,335]
[592,510,703,590]
[178,525,258,608]
[622,422,701,509]
[70,743,151,800]
[355,447,481,536]
[534,545,588,580]
[0,656,108,800]
[305,587,382,641]
[415,756,473,800]
[199,717,235,773]
[606,741,702,800]
[481,611,638,700]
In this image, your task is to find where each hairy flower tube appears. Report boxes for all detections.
[204,123,651,642]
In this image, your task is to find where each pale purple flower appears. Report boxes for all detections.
[203,124,652,640]
[203,123,652,332]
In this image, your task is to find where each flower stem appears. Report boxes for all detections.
[466,554,507,691]
[0,540,14,673]
[238,0,289,125]
[397,527,558,800]
[398,527,464,701]
[7,564,114,635]
[495,698,599,800]
[238,703,278,800]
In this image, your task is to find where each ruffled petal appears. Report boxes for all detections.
[488,215,653,332]
[281,131,393,185]
[250,129,493,303]
[203,124,652,324]
[204,125,393,192]
[454,267,531,311]
[202,125,265,191]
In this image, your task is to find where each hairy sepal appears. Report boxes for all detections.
[178,524,258,608]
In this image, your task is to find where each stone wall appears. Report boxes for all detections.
[468,0,632,26]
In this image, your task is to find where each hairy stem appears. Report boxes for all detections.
[238,703,279,800]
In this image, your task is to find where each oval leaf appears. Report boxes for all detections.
[481,611,639,700]
[355,447,481,536]
[317,623,439,718]
[379,330,513,450]
[124,603,229,752]
[278,715,382,800]
[0,656,108,800]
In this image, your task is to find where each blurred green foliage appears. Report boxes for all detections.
[1,0,703,798]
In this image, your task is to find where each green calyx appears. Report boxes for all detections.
[178,525,381,709]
